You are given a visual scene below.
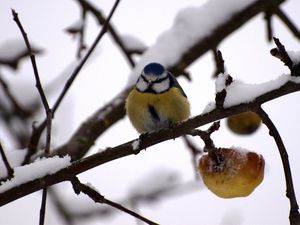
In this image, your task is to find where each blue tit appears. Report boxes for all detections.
[125,62,190,133]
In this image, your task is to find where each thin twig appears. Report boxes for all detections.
[275,7,300,41]
[76,0,136,67]
[212,48,225,77]
[71,177,159,225]
[182,136,202,179]
[0,141,14,179]
[188,122,224,167]
[188,122,220,151]
[12,9,53,157]
[271,37,294,71]
[12,9,53,225]
[77,8,87,59]
[264,9,273,42]
[25,0,121,163]
[39,189,48,225]
[256,107,300,225]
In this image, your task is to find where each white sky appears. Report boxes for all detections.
[0,0,300,225]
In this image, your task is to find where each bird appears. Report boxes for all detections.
[125,62,190,133]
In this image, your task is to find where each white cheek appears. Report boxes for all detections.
[152,79,170,93]
[136,78,148,92]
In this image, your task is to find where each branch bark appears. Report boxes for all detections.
[256,107,300,225]
[1,77,300,206]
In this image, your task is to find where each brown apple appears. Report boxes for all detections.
[226,112,261,135]
[198,147,264,198]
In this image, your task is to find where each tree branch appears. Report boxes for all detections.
[256,107,300,225]
[0,141,14,180]
[275,7,300,41]
[1,76,300,206]
[70,177,159,225]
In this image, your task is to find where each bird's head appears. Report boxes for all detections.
[136,62,170,93]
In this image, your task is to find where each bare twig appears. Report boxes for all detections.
[182,136,202,179]
[51,179,200,222]
[264,9,274,42]
[76,0,136,67]
[212,48,225,77]
[188,122,220,153]
[256,107,300,225]
[25,0,122,163]
[270,37,294,71]
[274,7,300,41]
[77,8,87,59]
[187,122,224,172]
[271,37,300,77]
[0,141,14,180]
[12,9,53,225]
[71,177,159,225]
[39,189,48,225]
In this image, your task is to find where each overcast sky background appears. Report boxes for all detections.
[0,0,300,225]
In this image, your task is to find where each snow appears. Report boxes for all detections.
[0,155,71,193]
[215,73,230,92]
[0,149,27,179]
[127,0,256,85]
[203,72,300,113]
[230,146,251,155]
[120,34,147,52]
[202,101,216,113]
[131,139,140,151]
[85,182,99,192]
[223,74,290,107]
[0,39,27,61]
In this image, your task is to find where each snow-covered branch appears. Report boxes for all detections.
[1,69,300,206]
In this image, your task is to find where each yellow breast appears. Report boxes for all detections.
[125,87,190,133]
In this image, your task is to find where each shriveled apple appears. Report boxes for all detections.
[198,147,264,198]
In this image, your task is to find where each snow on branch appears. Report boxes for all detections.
[1,68,300,206]
[0,155,71,193]
[127,0,260,85]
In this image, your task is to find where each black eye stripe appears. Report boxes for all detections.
[141,75,169,84]
[141,75,149,83]
[152,76,169,83]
